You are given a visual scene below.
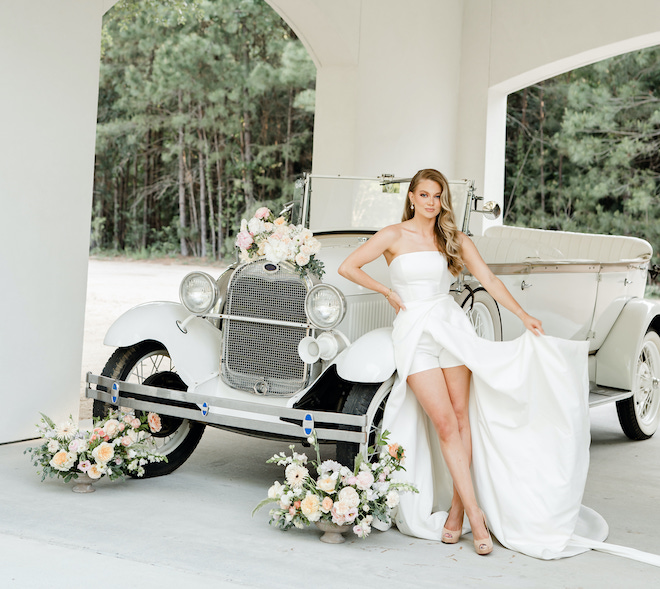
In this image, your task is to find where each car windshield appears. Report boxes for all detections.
[306,175,472,233]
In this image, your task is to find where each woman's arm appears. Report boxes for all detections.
[338,226,406,312]
[460,234,544,336]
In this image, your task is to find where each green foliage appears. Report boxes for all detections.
[505,46,660,273]
[93,0,315,259]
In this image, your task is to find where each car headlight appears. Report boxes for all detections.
[179,272,219,314]
[305,284,346,329]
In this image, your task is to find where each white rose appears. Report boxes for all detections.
[268,481,284,499]
[386,490,400,508]
[264,238,290,264]
[295,252,310,267]
[248,217,264,234]
[47,439,60,453]
[338,486,360,508]
[317,476,336,493]
[102,419,121,438]
[355,471,375,491]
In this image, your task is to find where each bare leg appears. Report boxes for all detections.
[442,365,472,532]
[407,367,488,541]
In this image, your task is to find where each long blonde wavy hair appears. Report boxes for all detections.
[402,168,464,276]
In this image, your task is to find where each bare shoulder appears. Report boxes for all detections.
[458,231,474,248]
[370,223,404,245]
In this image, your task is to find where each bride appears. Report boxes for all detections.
[338,168,660,564]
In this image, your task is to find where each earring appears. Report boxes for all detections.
[410,202,414,210]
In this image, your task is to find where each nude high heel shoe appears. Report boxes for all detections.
[473,513,493,556]
[441,525,462,544]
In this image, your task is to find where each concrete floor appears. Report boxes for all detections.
[2,258,659,588]
[1,404,659,589]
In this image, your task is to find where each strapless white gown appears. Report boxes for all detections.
[383,250,660,565]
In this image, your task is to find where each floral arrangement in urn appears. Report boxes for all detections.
[25,410,167,484]
[254,431,417,539]
[235,206,325,279]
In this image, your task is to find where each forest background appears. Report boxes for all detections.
[93,0,660,289]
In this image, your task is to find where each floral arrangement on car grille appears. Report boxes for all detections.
[254,431,417,538]
[235,206,325,279]
[25,410,167,482]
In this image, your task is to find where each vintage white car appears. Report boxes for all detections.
[86,174,660,476]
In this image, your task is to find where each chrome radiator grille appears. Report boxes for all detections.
[221,261,309,396]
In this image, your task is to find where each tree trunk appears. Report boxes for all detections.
[283,87,293,182]
[178,92,189,256]
[242,43,254,208]
[214,133,224,259]
[184,149,199,257]
[113,178,120,251]
[142,128,151,251]
[198,150,207,258]
[539,82,545,213]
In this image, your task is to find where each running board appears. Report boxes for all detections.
[589,383,633,407]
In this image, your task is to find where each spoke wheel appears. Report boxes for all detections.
[617,330,660,440]
[94,340,206,477]
[460,288,502,341]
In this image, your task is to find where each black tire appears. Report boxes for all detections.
[95,340,206,477]
[336,383,386,468]
[616,329,660,440]
[458,287,502,341]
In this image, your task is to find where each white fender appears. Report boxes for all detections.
[104,302,222,388]
[334,327,396,382]
[595,298,660,390]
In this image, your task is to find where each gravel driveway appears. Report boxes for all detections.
[80,257,226,418]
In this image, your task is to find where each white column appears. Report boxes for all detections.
[0,1,107,442]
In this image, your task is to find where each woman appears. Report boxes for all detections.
[338,168,660,564]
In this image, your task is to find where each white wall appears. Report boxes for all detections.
[270,0,465,178]
[0,1,108,443]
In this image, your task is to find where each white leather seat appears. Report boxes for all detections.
[479,225,652,264]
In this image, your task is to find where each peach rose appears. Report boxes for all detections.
[321,496,334,513]
[301,494,322,522]
[92,442,114,464]
[87,463,104,479]
[388,443,401,459]
[49,450,75,471]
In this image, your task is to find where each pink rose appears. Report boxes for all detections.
[254,207,271,219]
[236,230,254,249]
[147,412,162,433]
[120,436,133,447]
